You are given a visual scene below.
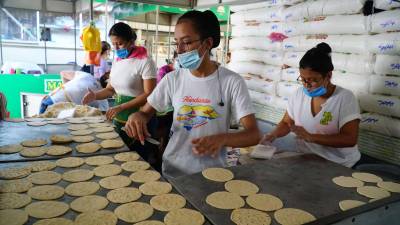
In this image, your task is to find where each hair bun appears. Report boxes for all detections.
[316,42,332,54]
[202,10,220,48]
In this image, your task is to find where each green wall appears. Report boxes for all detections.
[0,74,61,118]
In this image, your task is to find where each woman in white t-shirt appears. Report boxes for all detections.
[262,43,361,167]
[124,10,261,179]
[82,23,157,160]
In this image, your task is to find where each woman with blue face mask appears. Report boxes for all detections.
[82,22,157,161]
[261,43,361,168]
[124,10,261,179]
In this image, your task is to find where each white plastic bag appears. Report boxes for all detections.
[369,75,400,96]
[359,94,400,117]
[374,0,400,10]
[331,71,371,96]
[331,53,375,74]
[303,14,368,35]
[374,54,400,75]
[370,9,400,33]
[277,81,301,97]
[367,32,400,55]
[245,77,278,95]
[275,96,290,109]
[230,37,282,51]
[283,51,304,68]
[360,113,400,138]
[281,68,299,82]
[249,90,276,105]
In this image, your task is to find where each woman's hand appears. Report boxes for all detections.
[105,105,123,121]
[82,88,96,105]
[191,134,226,158]
[291,125,313,142]
[259,133,277,144]
[125,112,151,145]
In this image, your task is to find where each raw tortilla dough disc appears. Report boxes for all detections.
[56,157,84,168]
[130,170,161,183]
[231,208,271,225]
[65,182,100,196]
[106,187,142,203]
[164,208,204,225]
[352,172,383,183]
[72,135,95,143]
[0,209,29,225]
[27,185,64,200]
[74,210,117,225]
[68,124,89,131]
[33,218,74,225]
[68,118,86,124]
[94,164,122,177]
[93,126,114,133]
[89,123,110,128]
[225,180,259,196]
[47,120,66,125]
[377,181,400,193]
[100,140,124,149]
[0,193,31,209]
[85,155,114,166]
[96,132,119,140]
[46,145,72,156]
[70,195,109,212]
[71,129,93,136]
[62,169,94,182]
[202,167,234,182]
[0,144,24,154]
[150,193,186,212]
[0,179,33,193]
[27,121,48,126]
[332,176,364,188]
[357,186,391,199]
[50,135,72,144]
[28,171,61,185]
[139,181,172,196]
[0,167,31,179]
[99,175,131,190]
[20,147,48,157]
[75,143,101,153]
[114,152,140,161]
[21,139,48,147]
[274,208,316,225]
[206,191,244,209]
[339,200,366,211]
[246,193,283,211]
[29,161,56,172]
[121,161,150,172]
[114,202,153,223]
[25,201,69,219]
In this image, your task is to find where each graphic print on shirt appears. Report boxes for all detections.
[176,96,220,131]
[320,111,333,125]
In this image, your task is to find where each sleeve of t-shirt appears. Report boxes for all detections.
[141,57,157,80]
[147,74,172,112]
[339,90,361,129]
[231,75,255,120]
[287,88,301,120]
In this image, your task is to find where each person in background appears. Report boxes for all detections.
[82,22,157,161]
[94,41,111,80]
[261,42,361,168]
[124,10,260,179]
[0,92,9,120]
[157,51,178,83]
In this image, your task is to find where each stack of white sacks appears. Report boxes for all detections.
[228,0,400,138]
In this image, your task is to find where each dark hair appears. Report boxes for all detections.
[299,42,334,76]
[177,10,220,48]
[108,22,137,42]
[80,64,91,74]
[101,41,111,55]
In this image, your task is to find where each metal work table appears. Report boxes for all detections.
[170,155,400,225]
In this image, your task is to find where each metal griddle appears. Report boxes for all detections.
[0,154,210,225]
[0,121,131,162]
[170,154,400,225]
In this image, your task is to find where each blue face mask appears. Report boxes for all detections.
[177,49,204,70]
[116,48,129,59]
[173,60,180,70]
[303,86,327,97]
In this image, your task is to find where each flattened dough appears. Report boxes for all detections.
[164,208,204,225]
[206,191,244,209]
[28,171,61,185]
[27,185,64,200]
[75,210,117,225]
[0,167,31,179]
[76,143,101,153]
[68,124,89,131]
[377,181,400,193]
[352,172,383,183]
[246,193,283,211]
[25,201,69,219]
[94,164,122,177]
[62,169,94,182]
[130,170,161,183]
[114,202,153,223]
[150,193,186,212]
[0,193,31,209]
[72,135,95,143]
[96,132,119,140]
[85,155,114,166]
[70,129,93,136]
[274,208,316,225]
[93,127,114,133]
[339,200,366,211]
[114,152,140,161]
[0,144,23,154]
[29,161,56,172]
[70,195,109,212]
[46,145,72,156]
[202,167,234,182]
[357,186,391,199]
[33,218,74,225]
[121,161,150,172]
[106,187,142,203]
[0,209,28,225]
[50,135,72,144]
[100,140,124,149]
[20,147,47,157]
[21,139,48,147]
[56,157,84,168]
[65,182,100,196]
[0,179,33,193]
[231,208,271,225]
[332,176,364,188]
[99,175,131,190]
[225,180,259,196]
[139,181,172,196]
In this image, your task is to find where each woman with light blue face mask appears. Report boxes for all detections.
[260,43,362,168]
[82,22,158,162]
[124,10,261,179]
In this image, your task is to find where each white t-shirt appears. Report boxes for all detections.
[287,86,361,167]
[110,56,157,97]
[50,71,108,111]
[147,66,254,179]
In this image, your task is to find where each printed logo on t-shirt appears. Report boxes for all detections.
[176,96,219,131]
[320,111,333,125]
